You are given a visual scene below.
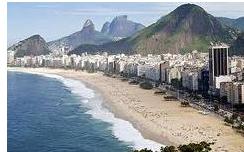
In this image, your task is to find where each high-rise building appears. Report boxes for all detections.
[225,82,244,105]
[209,43,229,93]
[7,50,15,65]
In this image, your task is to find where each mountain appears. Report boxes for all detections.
[101,15,145,39]
[230,32,244,56]
[129,3,238,54]
[48,19,112,52]
[70,4,238,55]
[69,38,133,55]
[8,35,50,57]
[101,21,110,34]
[217,17,244,32]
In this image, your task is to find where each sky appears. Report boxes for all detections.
[7,2,244,46]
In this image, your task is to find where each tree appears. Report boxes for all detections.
[171,78,182,89]
[140,82,153,90]
[134,148,153,152]
[240,115,244,122]
[213,104,219,111]
[220,96,227,103]
[231,113,238,120]
[224,116,234,124]
[178,142,211,152]
[181,101,190,107]
[133,141,213,152]
[161,146,177,152]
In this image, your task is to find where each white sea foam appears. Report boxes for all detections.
[85,98,163,151]
[9,69,163,151]
[81,99,89,104]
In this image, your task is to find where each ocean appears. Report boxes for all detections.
[7,71,161,152]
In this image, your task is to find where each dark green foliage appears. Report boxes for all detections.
[164,96,178,101]
[224,116,234,124]
[171,79,182,88]
[217,17,244,32]
[69,38,133,55]
[213,104,219,111]
[232,113,238,120]
[133,148,153,152]
[178,141,212,152]
[230,32,244,56]
[139,82,153,90]
[154,90,166,95]
[161,146,177,152]
[240,115,244,122]
[134,141,213,152]
[14,49,28,58]
[181,101,190,107]
[129,79,139,85]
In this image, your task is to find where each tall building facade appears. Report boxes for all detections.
[7,50,15,65]
[209,43,229,93]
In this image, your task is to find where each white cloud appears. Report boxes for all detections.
[32,2,244,18]
[52,7,166,16]
[34,4,60,8]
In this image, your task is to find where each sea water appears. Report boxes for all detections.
[7,71,162,152]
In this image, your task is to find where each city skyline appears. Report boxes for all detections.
[8,2,244,46]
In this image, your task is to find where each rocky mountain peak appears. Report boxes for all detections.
[82,19,95,32]
[108,15,144,37]
[114,15,128,21]
[101,22,111,34]
[8,34,50,57]
[172,3,205,15]
[29,34,43,39]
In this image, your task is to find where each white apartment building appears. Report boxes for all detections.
[215,75,234,89]
[166,67,181,84]
[137,63,160,81]
[7,50,15,65]
[182,70,199,91]
[220,82,233,98]
[227,82,244,104]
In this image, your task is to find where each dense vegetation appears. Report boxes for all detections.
[139,82,154,90]
[224,113,244,134]
[133,141,213,152]
[230,32,244,56]
[217,17,244,32]
[68,38,133,55]
[180,101,190,107]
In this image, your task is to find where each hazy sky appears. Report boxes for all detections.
[7,2,244,45]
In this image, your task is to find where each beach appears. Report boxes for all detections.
[8,67,244,152]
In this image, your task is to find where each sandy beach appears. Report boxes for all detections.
[8,67,244,152]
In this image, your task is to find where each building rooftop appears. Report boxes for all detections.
[209,42,229,49]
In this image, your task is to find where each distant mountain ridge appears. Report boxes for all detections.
[48,16,144,53]
[217,17,244,32]
[69,38,133,55]
[101,15,145,38]
[47,19,112,53]
[230,32,244,56]
[70,4,239,55]
[8,35,50,57]
[8,16,145,57]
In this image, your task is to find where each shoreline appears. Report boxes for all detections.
[8,67,244,152]
[8,68,164,151]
